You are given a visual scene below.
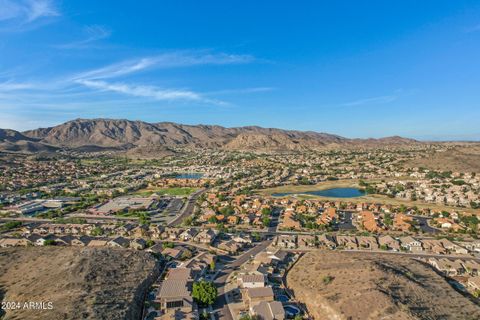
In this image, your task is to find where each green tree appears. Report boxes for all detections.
[239,315,260,320]
[182,216,194,226]
[162,241,174,249]
[181,249,193,260]
[192,280,217,306]
[139,212,150,225]
[383,213,393,226]
[91,226,104,236]
[210,260,216,271]
[1,221,22,231]
[262,216,271,227]
[251,232,261,242]
[145,239,155,248]
[261,207,272,216]
[43,239,56,246]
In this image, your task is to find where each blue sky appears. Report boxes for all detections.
[1,0,480,140]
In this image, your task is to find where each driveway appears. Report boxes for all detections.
[213,240,272,320]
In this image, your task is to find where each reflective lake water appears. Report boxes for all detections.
[175,173,203,179]
[273,187,365,198]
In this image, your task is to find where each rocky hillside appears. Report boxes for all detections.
[0,247,158,320]
[0,129,58,153]
[287,251,480,320]
[0,118,418,154]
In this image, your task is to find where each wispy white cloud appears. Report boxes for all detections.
[69,51,256,104]
[342,94,398,107]
[1,50,258,111]
[25,0,58,22]
[55,25,111,49]
[72,58,157,80]
[207,87,275,95]
[0,81,34,91]
[72,51,255,80]
[75,79,226,105]
[0,0,58,24]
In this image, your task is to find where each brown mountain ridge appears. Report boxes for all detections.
[0,118,418,154]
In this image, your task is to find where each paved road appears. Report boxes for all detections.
[337,211,356,230]
[213,240,272,320]
[168,188,207,226]
[414,216,441,234]
[267,207,281,233]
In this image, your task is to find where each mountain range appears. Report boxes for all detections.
[0,118,418,154]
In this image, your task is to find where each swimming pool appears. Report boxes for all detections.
[284,305,300,316]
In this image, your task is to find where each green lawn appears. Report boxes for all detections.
[135,187,197,197]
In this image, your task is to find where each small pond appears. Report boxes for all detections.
[273,187,365,198]
[174,173,204,179]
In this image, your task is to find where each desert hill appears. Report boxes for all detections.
[0,247,158,320]
[287,251,480,320]
[0,118,419,154]
[0,129,58,153]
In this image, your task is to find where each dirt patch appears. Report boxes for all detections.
[287,251,480,320]
[405,145,480,173]
[0,247,158,320]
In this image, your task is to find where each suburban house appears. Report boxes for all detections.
[218,240,242,254]
[193,229,217,244]
[274,235,297,249]
[378,235,400,251]
[356,236,379,250]
[317,234,336,249]
[130,238,147,250]
[156,267,195,319]
[399,236,423,252]
[335,235,358,250]
[251,301,285,320]
[179,229,198,242]
[428,258,464,276]
[243,287,274,307]
[107,236,130,248]
[297,235,316,249]
[238,274,266,288]
[181,252,215,279]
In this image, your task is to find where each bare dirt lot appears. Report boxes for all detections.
[405,144,480,173]
[0,247,158,320]
[287,251,480,320]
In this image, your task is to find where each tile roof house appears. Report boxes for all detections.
[378,235,400,251]
[218,240,242,254]
[358,211,382,233]
[156,277,194,319]
[428,258,464,276]
[238,274,266,288]
[130,238,147,250]
[335,235,358,250]
[356,236,379,250]
[251,301,285,320]
[244,287,274,307]
[107,236,130,248]
[193,229,217,244]
[399,236,423,252]
[317,234,336,249]
[297,235,316,249]
[179,229,198,242]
